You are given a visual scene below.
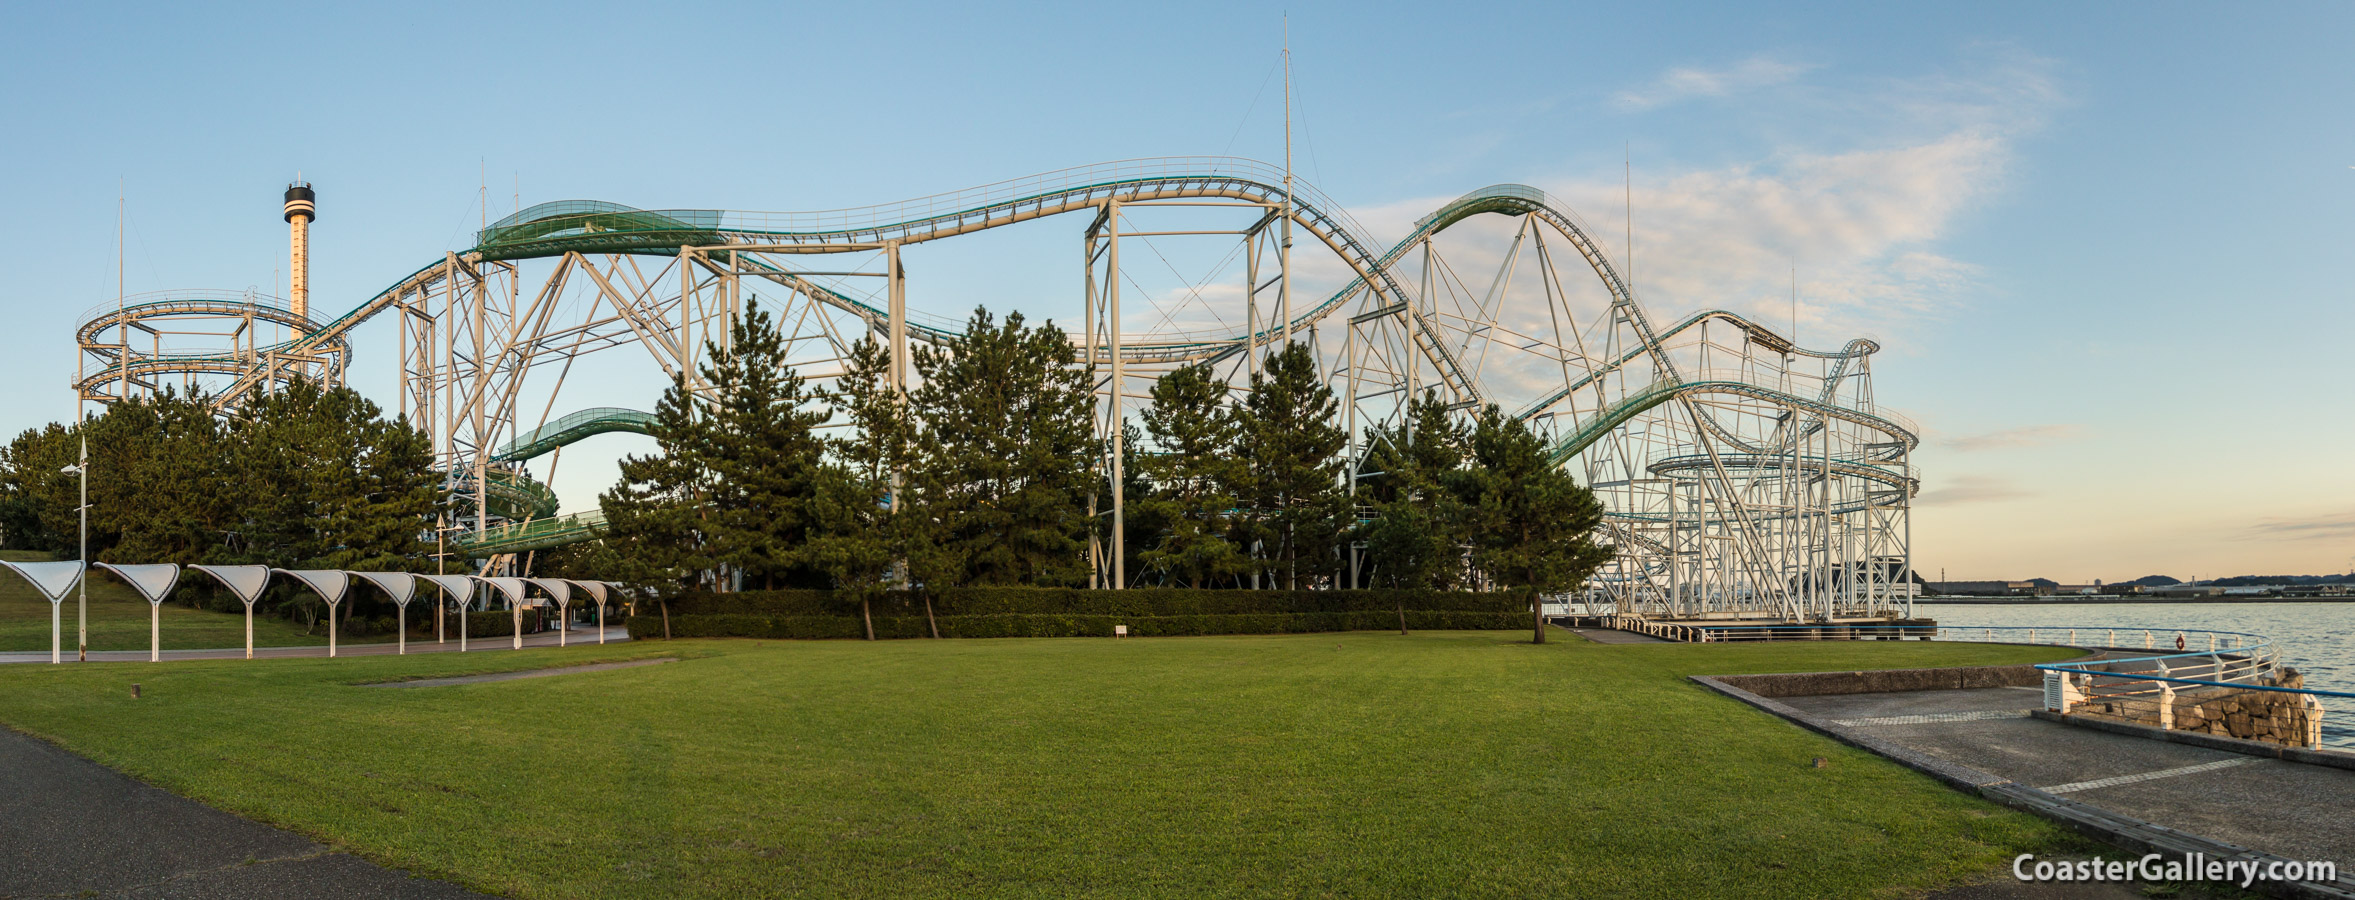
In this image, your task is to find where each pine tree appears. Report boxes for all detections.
[1453,405,1614,642]
[198,380,436,630]
[1232,341,1348,589]
[698,298,829,590]
[910,307,1096,587]
[0,381,430,627]
[0,422,76,553]
[93,389,231,565]
[600,298,830,615]
[1357,390,1467,591]
[810,335,939,637]
[600,370,719,635]
[1136,363,1244,588]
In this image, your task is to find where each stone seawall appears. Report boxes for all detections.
[2073,669,2326,749]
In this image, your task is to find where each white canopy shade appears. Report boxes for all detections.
[94,563,181,605]
[189,564,272,605]
[568,580,610,605]
[353,572,419,607]
[418,574,478,605]
[0,560,84,603]
[474,576,529,608]
[527,578,573,606]
[273,569,351,605]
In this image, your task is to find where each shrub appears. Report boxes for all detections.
[623,609,1525,642]
[450,607,546,638]
[662,587,1526,619]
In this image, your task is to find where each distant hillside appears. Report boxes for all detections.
[2123,575,2183,587]
[2208,573,2355,587]
[2025,577,2058,588]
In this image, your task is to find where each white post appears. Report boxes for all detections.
[327,599,339,658]
[76,439,86,662]
[397,603,407,655]
[150,601,159,662]
[2299,694,2323,748]
[2154,659,2173,729]
[512,600,522,651]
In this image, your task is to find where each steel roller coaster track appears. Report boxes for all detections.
[73,158,1916,620]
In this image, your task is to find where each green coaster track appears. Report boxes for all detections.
[73,159,1916,613]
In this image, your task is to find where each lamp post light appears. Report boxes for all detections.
[60,439,87,662]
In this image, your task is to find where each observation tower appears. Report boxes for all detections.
[284,181,316,322]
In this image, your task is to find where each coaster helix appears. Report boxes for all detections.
[72,158,1916,622]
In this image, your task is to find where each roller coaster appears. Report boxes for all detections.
[71,158,1916,622]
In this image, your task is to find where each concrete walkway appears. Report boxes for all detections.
[1560,625,1668,644]
[0,622,629,665]
[1777,687,2355,879]
[0,726,490,898]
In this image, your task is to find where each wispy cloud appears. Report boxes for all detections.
[2244,514,2355,541]
[1551,47,2063,342]
[1614,57,1817,111]
[1916,474,2032,506]
[1945,424,2085,452]
[1304,47,2065,416]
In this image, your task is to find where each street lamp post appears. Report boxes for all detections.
[61,439,87,662]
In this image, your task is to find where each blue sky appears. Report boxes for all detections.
[3,1,2349,579]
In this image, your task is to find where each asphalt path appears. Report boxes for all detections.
[0,623,637,895]
[0,725,492,898]
[1779,687,2355,872]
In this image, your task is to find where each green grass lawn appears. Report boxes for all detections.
[0,549,401,652]
[0,631,2083,899]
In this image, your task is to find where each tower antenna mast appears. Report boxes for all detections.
[1278,14,1294,345]
[116,181,124,401]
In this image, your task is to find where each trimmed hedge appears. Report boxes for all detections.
[622,587,1530,641]
[627,612,1524,641]
[663,587,1528,618]
[446,607,546,639]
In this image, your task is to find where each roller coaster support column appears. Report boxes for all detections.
[1106,200,1125,591]
[888,242,906,515]
[1084,224,1101,588]
[1279,189,1293,346]
[474,272,489,560]
[1244,220,1258,384]
[1668,480,1681,613]
[1344,296,1358,590]
[1902,443,1914,619]
[887,243,907,395]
